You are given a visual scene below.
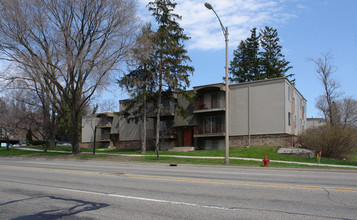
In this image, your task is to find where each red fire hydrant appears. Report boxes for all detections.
[263,156,269,167]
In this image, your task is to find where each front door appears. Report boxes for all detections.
[183,128,193,146]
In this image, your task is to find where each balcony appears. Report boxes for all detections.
[148,102,175,118]
[96,134,110,142]
[159,127,177,139]
[159,120,177,139]
[97,119,113,128]
[194,93,225,113]
[160,105,175,116]
[194,116,225,138]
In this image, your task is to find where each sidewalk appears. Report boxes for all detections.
[17,147,357,169]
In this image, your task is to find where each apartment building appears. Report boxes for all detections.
[81,77,307,150]
[116,93,195,151]
[228,77,306,148]
[81,112,119,148]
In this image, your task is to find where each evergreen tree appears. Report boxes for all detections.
[148,0,194,159]
[118,23,156,154]
[229,28,260,82]
[259,26,293,81]
[229,26,294,83]
[229,40,248,82]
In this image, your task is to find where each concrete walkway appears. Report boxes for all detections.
[16,147,357,169]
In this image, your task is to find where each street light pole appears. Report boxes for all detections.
[204,2,229,165]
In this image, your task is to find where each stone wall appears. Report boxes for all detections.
[230,134,298,148]
[116,140,156,151]
[79,142,110,149]
[80,142,91,148]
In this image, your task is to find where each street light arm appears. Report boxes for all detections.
[211,8,228,37]
[204,3,228,38]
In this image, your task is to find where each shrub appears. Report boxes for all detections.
[299,125,357,159]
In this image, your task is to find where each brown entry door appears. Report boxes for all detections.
[183,128,193,146]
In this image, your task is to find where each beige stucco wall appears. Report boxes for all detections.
[229,85,248,135]
[229,79,286,136]
[118,116,154,141]
[81,116,100,142]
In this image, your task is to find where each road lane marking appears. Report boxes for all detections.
[2,165,357,193]
[60,188,238,211]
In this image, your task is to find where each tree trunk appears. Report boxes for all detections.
[49,132,56,148]
[155,94,161,160]
[71,110,81,155]
[49,108,57,149]
[155,74,162,160]
[42,104,50,152]
[93,126,97,155]
[141,93,147,154]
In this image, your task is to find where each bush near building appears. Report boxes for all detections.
[299,125,357,159]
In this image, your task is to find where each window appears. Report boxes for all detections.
[213,116,223,133]
[211,93,219,109]
[203,116,224,134]
[288,112,291,126]
[160,120,174,136]
[204,117,211,133]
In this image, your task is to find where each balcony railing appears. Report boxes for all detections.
[161,105,175,115]
[98,120,112,127]
[194,97,225,111]
[159,127,177,138]
[96,134,110,141]
[194,123,225,135]
[149,105,175,117]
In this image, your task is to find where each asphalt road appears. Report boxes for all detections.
[0,157,356,219]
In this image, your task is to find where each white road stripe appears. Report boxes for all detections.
[61,188,237,211]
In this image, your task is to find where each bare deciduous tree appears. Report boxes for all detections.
[0,97,11,150]
[99,99,118,113]
[301,53,357,159]
[1,64,58,150]
[311,52,340,125]
[335,97,357,129]
[0,0,138,154]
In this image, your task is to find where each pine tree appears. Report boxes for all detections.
[229,28,260,82]
[148,0,194,159]
[229,26,294,83]
[259,26,293,81]
[118,23,156,154]
[246,28,261,80]
[229,40,247,82]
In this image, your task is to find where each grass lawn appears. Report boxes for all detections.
[0,147,109,159]
[348,148,357,162]
[2,145,357,168]
[131,146,357,166]
[136,156,336,169]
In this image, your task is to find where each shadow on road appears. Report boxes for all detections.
[10,196,109,219]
